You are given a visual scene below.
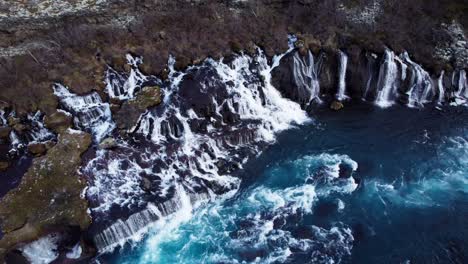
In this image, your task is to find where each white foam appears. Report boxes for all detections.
[20,234,60,264]
[66,243,82,259]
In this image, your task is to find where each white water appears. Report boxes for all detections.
[402,52,434,107]
[20,234,60,264]
[66,243,82,259]
[336,51,349,101]
[375,49,399,107]
[292,50,321,103]
[26,111,55,143]
[135,153,358,264]
[53,84,115,141]
[105,54,150,100]
[85,47,310,254]
[437,71,445,104]
[451,70,467,106]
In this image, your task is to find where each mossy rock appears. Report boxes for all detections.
[0,129,92,255]
[114,86,162,131]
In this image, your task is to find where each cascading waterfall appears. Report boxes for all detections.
[80,47,310,254]
[437,71,445,104]
[402,52,434,107]
[375,49,399,107]
[105,54,160,100]
[292,50,321,104]
[454,70,467,103]
[1,110,55,154]
[53,84,115,142]
[336,51,349,101]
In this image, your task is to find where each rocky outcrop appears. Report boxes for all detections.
[114,85,162,131]
[43,110,73,133]
[0,129,92,257]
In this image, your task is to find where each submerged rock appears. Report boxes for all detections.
[0,129,92,258]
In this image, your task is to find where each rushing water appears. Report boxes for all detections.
[101,102,468,264]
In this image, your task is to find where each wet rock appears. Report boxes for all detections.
[0,129,92,257]
[330,101,344,111]
[7,117,19,127]
[0,161,9,171]
[114,86,162,131]
[44,110,72,133]
[140,177,153,193]
[12,123,27,134]
[27,142,47,156]
[0,127,11,139]
[99,137,117,149]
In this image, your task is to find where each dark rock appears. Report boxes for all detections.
[0,127,11,139]
[12,123,27,134]
[44,110,72,133]
[27,142,47,156]
[140,177,153,193]
[114,86,162,131]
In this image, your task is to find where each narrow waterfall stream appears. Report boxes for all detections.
[336,51,349,101]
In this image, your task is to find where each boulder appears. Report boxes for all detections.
[0,161,9,171]
[0,127,11,139]
[99,137,117,149]
[44,111,73,133]
[27,143,47,156]
[330,101,344,111]
[114,86,162,131]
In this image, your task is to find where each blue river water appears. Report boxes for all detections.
[110,102,468,264]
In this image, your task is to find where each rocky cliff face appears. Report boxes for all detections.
[0,0,467,262]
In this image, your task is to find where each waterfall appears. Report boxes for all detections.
[456,70,467,99]
[402,52,434,107]
[292,50,321,104]
[437,71,445,104]
[336,51,348,101]
[105,54,151,100]
[375,49,399,107]
[26,111,55,143]
[94,185,208,253]
[82,47,310,254]
[53,84,115,142]
[363,53,378,99]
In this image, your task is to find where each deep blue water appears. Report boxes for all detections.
[110,102,468,264]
